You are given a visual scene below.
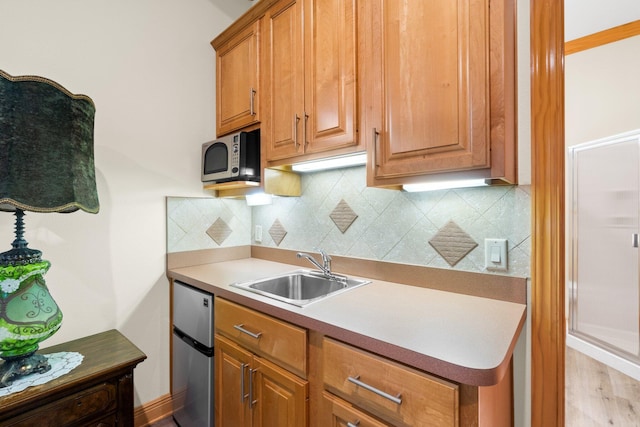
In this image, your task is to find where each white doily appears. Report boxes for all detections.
[0,351,84,397]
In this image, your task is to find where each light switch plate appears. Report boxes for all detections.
[485,238,508,271]
[255,225,263,243]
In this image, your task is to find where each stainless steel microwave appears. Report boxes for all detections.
[201,129,260,183]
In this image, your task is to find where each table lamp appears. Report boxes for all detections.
[0,70,99,387]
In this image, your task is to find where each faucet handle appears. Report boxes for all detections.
[314,247,331,269]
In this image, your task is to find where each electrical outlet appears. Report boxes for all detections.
[255,225,263,243]
[485,238,508,271]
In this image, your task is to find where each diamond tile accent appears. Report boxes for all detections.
[206,218,232,245]
[269,219,287,246]
[330,199,358,233]
[428,220,478,266]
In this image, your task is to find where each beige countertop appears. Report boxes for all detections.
[168,256,526,387]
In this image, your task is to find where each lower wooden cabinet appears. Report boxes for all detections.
[212,299,513,427]
[216,333,253,426]
[215,297,307,377]
[323,337,459,427]
[215,334,308,427]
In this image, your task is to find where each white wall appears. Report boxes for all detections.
[565,0,640,41]
[0,0,254,406]
[565,35,640,147]
[514,1,532,425]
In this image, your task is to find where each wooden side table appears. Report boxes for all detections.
[0,329,147,426]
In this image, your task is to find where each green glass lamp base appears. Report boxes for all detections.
[0,260,63,388]
[0,352,51,388]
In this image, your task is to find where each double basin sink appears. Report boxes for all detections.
[231,269,370,307]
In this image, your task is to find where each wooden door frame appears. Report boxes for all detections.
[530,0,565,426]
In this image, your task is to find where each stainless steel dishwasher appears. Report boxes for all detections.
[172,281,214,427]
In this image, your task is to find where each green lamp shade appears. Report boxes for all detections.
[0,69,99,214]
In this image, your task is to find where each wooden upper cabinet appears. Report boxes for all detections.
[213,19,260,137]
[263,0,304,161]
[361,0,516,186]
[263,0,359,165]
[303,0,357,155]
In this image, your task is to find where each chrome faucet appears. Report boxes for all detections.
[296,247,336,279]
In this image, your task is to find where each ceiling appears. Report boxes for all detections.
[565,0,640,41]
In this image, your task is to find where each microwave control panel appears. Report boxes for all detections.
[231,135,239,173]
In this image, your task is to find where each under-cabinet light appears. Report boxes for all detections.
[291,152,367,172]
[402,179,489,192]
[245,192,273,206]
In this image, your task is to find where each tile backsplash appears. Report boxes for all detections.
[168,166,531,278]
[167,197,251,252]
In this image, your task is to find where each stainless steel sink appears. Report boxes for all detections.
[230,269,370,307]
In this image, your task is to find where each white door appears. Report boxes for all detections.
[569,130,640,358]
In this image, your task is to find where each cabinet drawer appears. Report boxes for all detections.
[5,382,117,427]
[323,338,459,427]
[323,391,391,427]
[215,297,307,377]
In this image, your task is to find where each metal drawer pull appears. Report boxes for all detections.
[240,363,248,402]
[249,368,258,407]
[249,87,256,116]
[347,375,402,405]
[347,421,360,427]
[293,114,300,150]
[233,324,262,339]
[633,233,639,248]
[303,112,309,149]
[373,128,380,167]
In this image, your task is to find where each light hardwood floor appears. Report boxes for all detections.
[566,346,640,426]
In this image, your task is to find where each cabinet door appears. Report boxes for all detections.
[263,0,305,161]
[253,356,308,427]
[361,0,491,186]
[215,335,253,427]
[264,0,359,164]
[303,0,357,155]
[216,20,260,137]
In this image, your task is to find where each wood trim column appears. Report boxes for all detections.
[530,0,565,426]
